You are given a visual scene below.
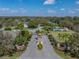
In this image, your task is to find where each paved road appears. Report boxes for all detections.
[18,34,63,59]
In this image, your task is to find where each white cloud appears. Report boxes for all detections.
[19,8,27,13]
[0,8,18,13]
[43,0,55,5]
[60,8,65,11]
[0,8,27,14]
[69,10,75,14]
[76,1,79,4]
[10,10,18,13]
[48,10,56,13]
[0,8,10,12]
[75,8,79,11]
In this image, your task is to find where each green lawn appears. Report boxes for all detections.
[51,30,76,59]
[0,57,17,59]
[50,30,74,42]
[0,52,22,59]
[54,47,77,59]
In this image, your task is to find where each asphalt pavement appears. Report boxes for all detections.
[18,34,63,59]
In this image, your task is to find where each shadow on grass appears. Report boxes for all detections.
[54,47,77,59]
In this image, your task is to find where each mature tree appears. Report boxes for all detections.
[58,33,70,43]
[16,22,24,30]
[14,28,31,46]
[28,20,37,28]
[59,20,73,29]
[21,29,30,38]
[4,26,12,30]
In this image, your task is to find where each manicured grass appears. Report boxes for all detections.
[0,52,22,59]
[0,57,16,59]
[54,47,77,59]
[50,30,74,42]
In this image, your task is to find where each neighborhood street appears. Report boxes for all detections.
[18,34,62,59]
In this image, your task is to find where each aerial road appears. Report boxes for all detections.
[18,34,63,59]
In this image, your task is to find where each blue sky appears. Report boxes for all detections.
[0,0,79,16]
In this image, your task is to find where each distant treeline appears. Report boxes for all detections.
[0,16,79,32]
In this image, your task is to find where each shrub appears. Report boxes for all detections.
[14,35,27,45]
[28,20,37,28]
[15,22,24,30]
[0,46,4,56]
[4,27,12,30]
[67,33,79,58]
[21,29,29,37]
[43,26,51,31]
[48,34,57,46]
[14,29,31,46]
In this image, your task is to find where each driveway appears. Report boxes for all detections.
[18,34,63,59]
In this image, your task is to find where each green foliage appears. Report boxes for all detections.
[43,26,51,31]
[59,20,73,29]
[4,27,12,30]
[0,45,15,57]
[14,35,27,45]
[28,20,37,28]
[14,29,31,45]
[0,24,2,29]
[0,46,4,56]
[36,29,43,34]
[68,33,79,57]
[16,22,24,30]
[0,31,16,56]
[58,33,70,42]
[48,34,57,46]
[21,29,29,38]
[0,29,31,57]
